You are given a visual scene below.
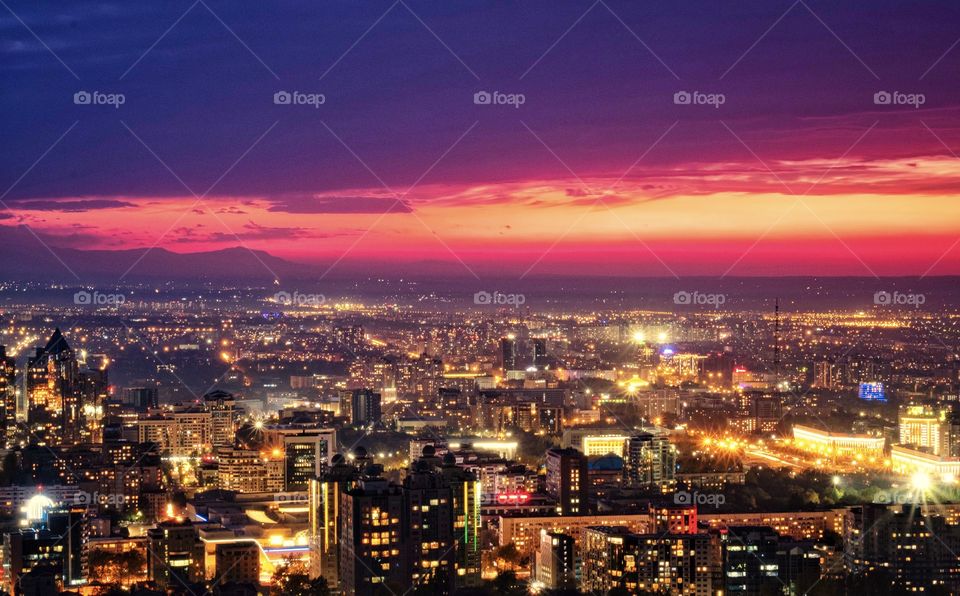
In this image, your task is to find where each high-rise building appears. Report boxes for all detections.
[279,428,336,490]
[0,346,16,447]
[25,329,110,447]
[350,390,381,426]
[204,389,237,447]
[534,530,576,591]
[545,448,589,515]
[439,452,482,588]
[581,526,714,595]
[500,336,517,373]
[531,338,547,367]
[147,519,204,588]
[624,430,676,489]
[339,466,406,596]
[721,526,821,595]
[899,404,951,455]
[308,454,362,584]
[403,460,455,593]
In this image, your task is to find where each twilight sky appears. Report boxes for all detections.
[3,0,960,278]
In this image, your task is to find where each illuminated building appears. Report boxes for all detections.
[214,542,260,586]
[624,430,676,489]
[138,406,212,456]
[497,513,652,562]
[581,526,714,595]
[890,444,960,479]
[25,329,105,447]
[350,389,381,426]
[0,346,15,447]
[147,519,204,588]
[562,428,630,457]
[440,455,482,588]
[204,389,237,446]
[339,466,405,596]
[501,336,517,373]
[791,424,885,458]
[858,381,886,401]
[898,405,950,455]
[699,510,845,542]
[1,506,84,593]
[847,504,960,592]
[720,526,821,595]
[217,446,281,493]
[308,454,360,584]
[277,428,336,490]
[534,530,576,591]
[545,448,588,515]
[403,460,455,593]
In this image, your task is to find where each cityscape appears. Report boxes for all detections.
[4,1,960,595]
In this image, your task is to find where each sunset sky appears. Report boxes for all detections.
[3,0,960,278]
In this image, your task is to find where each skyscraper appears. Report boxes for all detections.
[534,530,576,591]
[624,430,676,489]
[25,329,79,446]
[545,447,589,515]
[350,389,381,426]
[339,465,406,595]
[500,336,516,373]
[0,346,16,447]
[403,460,455,593]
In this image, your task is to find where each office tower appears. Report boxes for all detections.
[204,389,237,447]
[439,453,482,588]
[147,519,204,588]
[282,428,336,490]
[214,542,260,586]
[309,454,362,584]
[545,448,589,515]
[898,404,951,455]
[0,346,15,447]
[25,329,79,446]
[531,338,547,367]
[624,430,676,489]
[350,389,381,426]
[500,336,516,372]
[2,506,85,594]
[137,405,212,456]
[582,526,714,594]
[403,460,455,593]
[339,465,406,596]
[534,530,576,591]
[120,385,159,411]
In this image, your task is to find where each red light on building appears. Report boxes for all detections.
[496,491,530,504]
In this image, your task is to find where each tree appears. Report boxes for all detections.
[270,561,330,596]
